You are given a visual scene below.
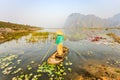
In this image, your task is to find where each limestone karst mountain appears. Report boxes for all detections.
[64,13,120,28]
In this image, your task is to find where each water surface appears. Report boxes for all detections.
[0,29,120,80]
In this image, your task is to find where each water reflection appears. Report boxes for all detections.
[64,28,120,41]
[0,29,120,80]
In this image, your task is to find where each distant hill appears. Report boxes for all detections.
[0,21,41,43]
[0,21,41,31]
[64,13,120,28]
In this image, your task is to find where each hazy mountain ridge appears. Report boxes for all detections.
[64,13,120,28]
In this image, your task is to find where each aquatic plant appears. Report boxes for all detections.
[11,57,72,80]
[32,32,49,36]
[12,68,22,74]
[36,58,72,80]
[107,33,120,43]
[0,54,18,69]
[2,66,13,75]
[26,32,49,43]
[27,65,32,70]
[0,53,72,80]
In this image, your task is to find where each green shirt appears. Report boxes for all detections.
[55,35,64,45]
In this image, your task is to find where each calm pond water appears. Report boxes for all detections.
[0,29,120,80]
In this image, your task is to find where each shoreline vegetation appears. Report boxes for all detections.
[26,32,50,43]
[26,32,57,43]
[107,33,120,43]
[0,21,42,43]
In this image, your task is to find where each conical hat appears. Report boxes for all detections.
[56,30,63,35]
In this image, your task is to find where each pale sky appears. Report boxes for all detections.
[0,0,120,28]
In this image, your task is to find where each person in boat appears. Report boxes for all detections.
[55,30,64,58]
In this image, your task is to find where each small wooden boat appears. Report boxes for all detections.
[47,46,69,65]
